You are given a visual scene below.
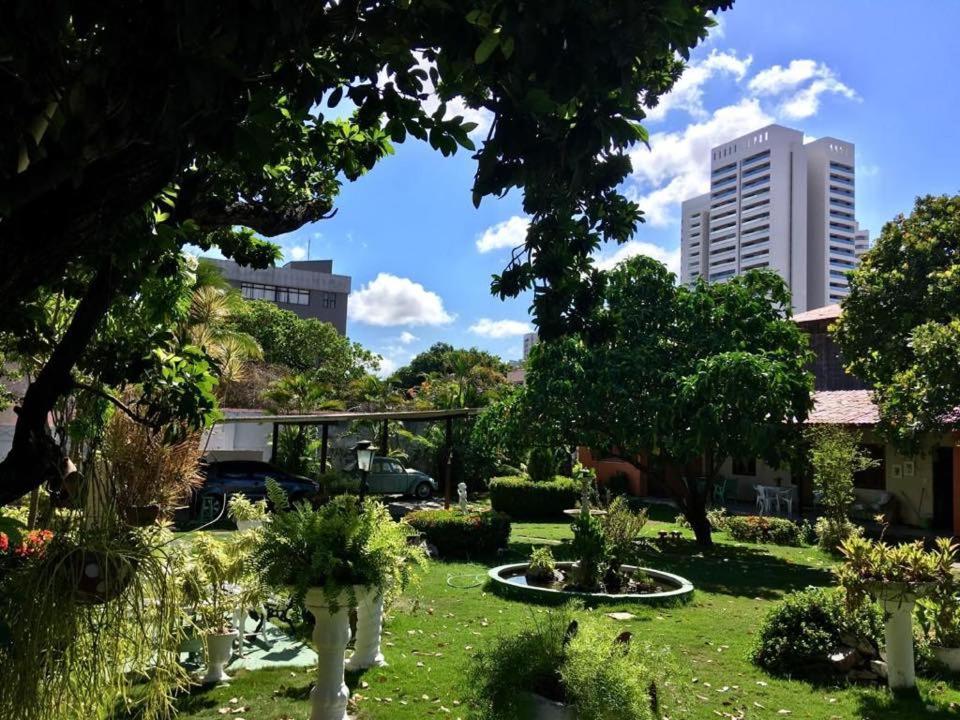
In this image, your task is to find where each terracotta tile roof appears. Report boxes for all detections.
[807,390,878,426]
[793,303,842,325]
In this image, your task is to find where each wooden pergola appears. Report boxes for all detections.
[221,408,480,509]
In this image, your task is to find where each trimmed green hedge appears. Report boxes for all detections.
[404,510,511,559]
[726,515,802,546]
[488,476,580,520]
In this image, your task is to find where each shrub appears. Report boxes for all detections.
[320,470,361,497]
[526,546,557,583]
[725,515,802,546]
[675,508,728,532]
[814,516,862,554]
[752,587,883,679]
[228,493,268,523]
[489,476,580,519]
[527,447,558,483]
[404,510,511,559]
[471,605,670,720]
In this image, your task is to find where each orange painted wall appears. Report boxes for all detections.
[578,447,647,496]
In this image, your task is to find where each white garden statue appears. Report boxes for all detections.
[457,482,468,513]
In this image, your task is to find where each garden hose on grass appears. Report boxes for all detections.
[446,573,486,589]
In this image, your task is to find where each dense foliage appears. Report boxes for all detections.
[806,425,875,552]
[471,605,670,720]
[725,515,802,547]
[835,536,957,609]
[834,194,960,448]
[523,257,814,546]
[489,476,580,520]
[229,298,377,388]
[752,587,883,679]
[0,0,731,503]
[253,487,424,610]
[404,509,511,559]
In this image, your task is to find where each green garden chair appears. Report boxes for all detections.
[712,476,732,506]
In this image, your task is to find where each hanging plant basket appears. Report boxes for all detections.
[70,550,137,605]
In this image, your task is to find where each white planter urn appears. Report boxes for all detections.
[933,646,960,672]
[202,630,238,684]
[346,586,386,670]
[304,587,355,720]
[870,582,927,692]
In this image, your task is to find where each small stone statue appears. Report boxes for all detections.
[457,482,468,513]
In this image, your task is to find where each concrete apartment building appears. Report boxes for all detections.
[679,124,869,312]
[203,257,351,334]
[522,332,539,360]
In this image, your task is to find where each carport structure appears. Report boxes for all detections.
[222,408,480,509]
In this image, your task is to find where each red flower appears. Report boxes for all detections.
[14,529,53,558]
[0,533,8,553]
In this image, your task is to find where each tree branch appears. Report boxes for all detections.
[72,382,158,429]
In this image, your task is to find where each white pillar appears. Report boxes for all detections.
[304,589,352,720]
[878,590,917,692]
[347,587,386,670]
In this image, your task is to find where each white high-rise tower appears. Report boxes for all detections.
[679,124,867,311]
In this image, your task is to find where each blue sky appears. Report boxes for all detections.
[257,0,960,376]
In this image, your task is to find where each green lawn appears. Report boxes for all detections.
[169,511,960,719]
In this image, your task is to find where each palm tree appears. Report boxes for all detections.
[181,285,262,399]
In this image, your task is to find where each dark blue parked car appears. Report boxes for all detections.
[194,460,319,521]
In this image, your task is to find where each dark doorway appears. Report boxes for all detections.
[933,447,954,532]
[854,444,886,490]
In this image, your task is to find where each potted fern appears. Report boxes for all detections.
[227,493,268,531]
[253,481,424,720]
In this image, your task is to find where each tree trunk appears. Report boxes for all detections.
[684,486,714,548]
[0,262,119,505]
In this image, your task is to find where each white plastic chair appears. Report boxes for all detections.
[776,487,794,517]
[754,485,771,515]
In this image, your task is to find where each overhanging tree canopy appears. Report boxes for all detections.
[0,1,732,504]
[833,194,960,448]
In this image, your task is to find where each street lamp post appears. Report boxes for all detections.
[353,440,375,504]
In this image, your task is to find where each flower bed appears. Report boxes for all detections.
[726,515,802,546]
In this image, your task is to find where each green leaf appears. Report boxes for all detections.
[474,33,500,64]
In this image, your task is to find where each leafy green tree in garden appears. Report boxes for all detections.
[392,344,507,392]
[229,299,377,392]
[805,425,876,552]
[0,1,730,503]
[524,257,814,546]
[834,194,960,449]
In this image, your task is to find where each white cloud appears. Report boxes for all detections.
[288,245,307,261]
[628,98,774,226]
[627,54,859,228]
[398,331,418,344]
[375,355,398,379]
[747,59,821,95]
[594,241,681,275]
[646,50,752,122]
[349,273,454,327]
[747,59,858,120]
[779,77,858,119]
[476,215,530,253]
[469,318,533,338]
